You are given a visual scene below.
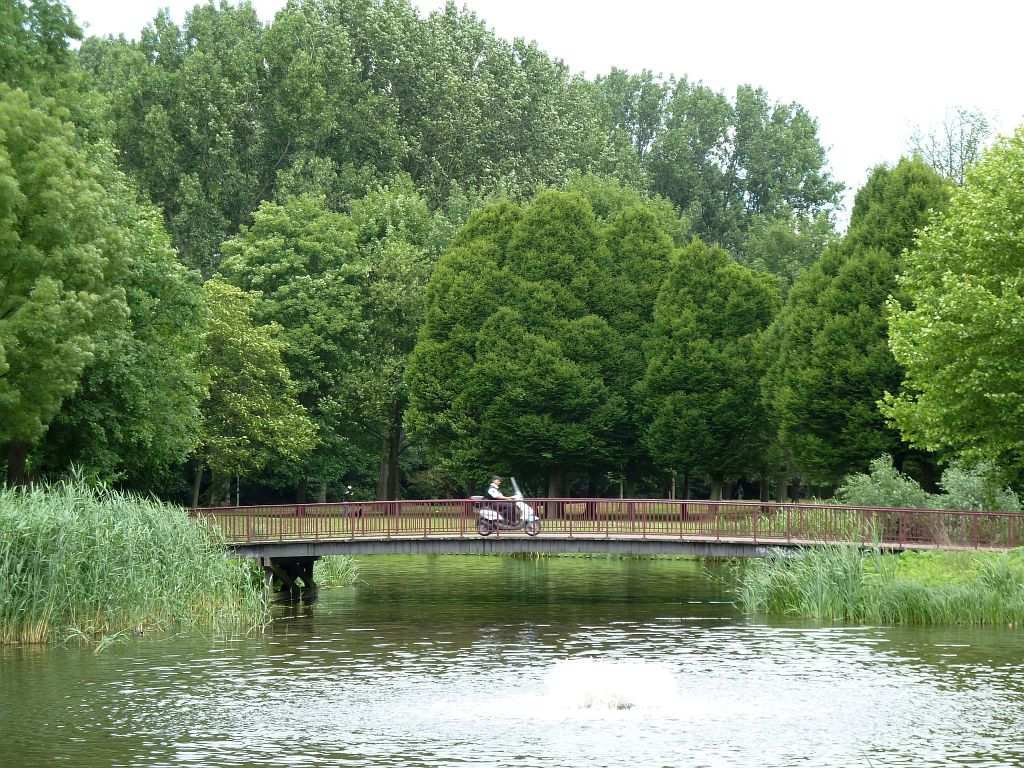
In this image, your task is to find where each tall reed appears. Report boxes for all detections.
[735,546,1024,626]
[0,480,267,645]
[312,555,360,587]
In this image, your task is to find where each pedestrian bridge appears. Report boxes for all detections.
[190,498,1022,593]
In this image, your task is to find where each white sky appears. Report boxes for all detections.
[67,0,1024,222]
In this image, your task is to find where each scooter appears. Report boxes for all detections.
[473,477,541,537]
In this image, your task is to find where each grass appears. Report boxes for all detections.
[312,555,360,587]
[735,545,1024,626]
[0,479,268,645]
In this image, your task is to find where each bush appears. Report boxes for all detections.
[937,461,1021,512]
[835,455,932,508]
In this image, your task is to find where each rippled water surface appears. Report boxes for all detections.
[3,555,1024,767]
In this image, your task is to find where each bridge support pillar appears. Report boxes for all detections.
[261,556,320,598]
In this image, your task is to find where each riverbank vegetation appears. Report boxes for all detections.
[735,546,1024,626]
[313,556,360,587]
[732,460,1024,625]
[0,480,267,645]
[1,1,1021,507]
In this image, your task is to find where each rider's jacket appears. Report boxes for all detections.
[486,481,503,500]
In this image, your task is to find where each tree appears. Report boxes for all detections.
[884,129,1024,478]
[738,209,836,294]
[348,177,441,499]
[638,239,779,498]
[762,158,950,486]
[219,194,367,502]
[0,0,81,93]
[592,67,667,161]
[34,188,207,488]
[93,3,271,275]
[407,191,634,496]
[0,87,128,485]
[196,280,317,505]
[648,79,842,251]
[908,107,992,186]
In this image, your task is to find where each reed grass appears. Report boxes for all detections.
[735,545,1024,626]
[0,480,267,645]
[312,555,360,587]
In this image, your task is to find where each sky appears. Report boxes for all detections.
[66,0,1024,221]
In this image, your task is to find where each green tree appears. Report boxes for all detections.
[408,192,632,496]
[93,2,270,275]
[884,129,1024,478]
[763,158,950,486]
[0,0,81,93]
[219,194,367,502]
[648,79,841,251]
[638,239,779,498]
[738,209,836,294]
[196,279,317,505]
[349,178,440,498]
[34,189,207,488]
[0,87,128,485]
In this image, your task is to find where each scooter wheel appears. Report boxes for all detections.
[477,518,492,536]
[525,519,540,537]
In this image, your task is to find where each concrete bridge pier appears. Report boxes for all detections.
[261,556,320,598]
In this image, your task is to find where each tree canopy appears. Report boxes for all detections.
[885,130,1024,479]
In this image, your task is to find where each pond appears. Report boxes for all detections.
[2,555,1022,767]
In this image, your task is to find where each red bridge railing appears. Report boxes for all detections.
[189,499,1023,551]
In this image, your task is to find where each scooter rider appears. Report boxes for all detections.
[486,475,515,520]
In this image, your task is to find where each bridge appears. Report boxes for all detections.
[190,498,1023,595]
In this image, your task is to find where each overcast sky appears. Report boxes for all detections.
[66,0,1024,220]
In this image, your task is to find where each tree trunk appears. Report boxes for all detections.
[547,466,568,498]
[192,462,204,508]
[317,481,327,504]
[5,441,29,487]
[759,475,770,502]
[683,469,691,500]
[775,472,787,503]
[710,478,723,501]
[209,471,232,507]
[376,425,402,501]
[297,473,307,504]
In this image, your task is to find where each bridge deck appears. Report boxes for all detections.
[191,498,1023,557]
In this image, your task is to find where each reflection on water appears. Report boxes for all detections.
[2,555,1023,767]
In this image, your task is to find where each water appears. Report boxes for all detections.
[2,555,1023,767]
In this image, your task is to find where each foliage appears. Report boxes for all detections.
[648,79,842,250]
[762,158,950,485]
[0,87,131,481]
[834,454,1021,513]
[738,210,836,293]
[196,279,317,490]
[937,461,1021,513]
[410,190,677,494]
[884,129,1024,479]
[833,455,933,509]
[0,478,267,644]
[33,186,207,487]
[313,555,360,587]
[638,238,779,491]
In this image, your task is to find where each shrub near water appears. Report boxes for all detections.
[736,546,1024,626]
[0,481,267,644]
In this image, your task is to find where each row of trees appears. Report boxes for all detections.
[2,0,1021,502]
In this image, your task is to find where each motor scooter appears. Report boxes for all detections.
[472,477,540,537]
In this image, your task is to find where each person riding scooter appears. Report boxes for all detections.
[485,475,516,523]
[475,475,540,536]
